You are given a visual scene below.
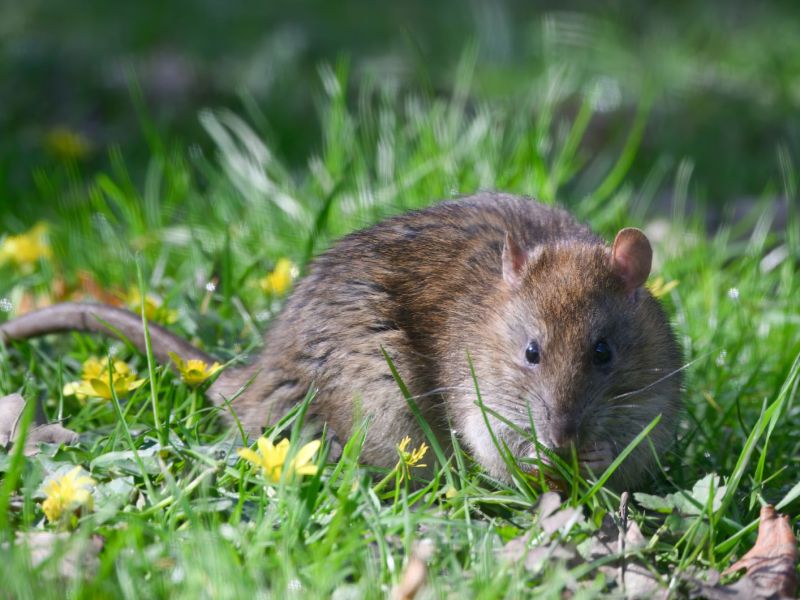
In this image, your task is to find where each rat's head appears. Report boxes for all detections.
[460,229,682,490]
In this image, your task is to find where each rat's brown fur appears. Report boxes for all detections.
[0,193,682,489]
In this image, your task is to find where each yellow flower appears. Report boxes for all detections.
[44,126,91,161]
[42,466,95,523]
[126,288,178,325]
[259,258,298,297]
[63,356,146,401]
[0,222,52,268]
[396,436,429,482]
[648,276,679,299]
[238,437,320,484]
[168,352,222,387]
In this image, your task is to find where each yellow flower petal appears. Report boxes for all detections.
[292,439,321,469]
[125,378,146,391]
[169,352,222,386]
[237,447,263,466]
[127,288,179,325]
[42,466,95,523]
[44,127,91,161]
[81,357,105,379]
[73,381,98,398]
[62,382,81,397]
[168,352,186,371]
[239,437,320,484]
[111,360,132,376]
[259,258,298,296]
[395,437,429,482]
[0,222,52,268]
[64,356,146,401]
[256,437,275,459]
[272,438,291,458]
[397,436,411,453]
[293,463,319,476]
[88,378,113,400]
[648,276,679,299]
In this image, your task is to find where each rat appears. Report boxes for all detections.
[0,192,682,489]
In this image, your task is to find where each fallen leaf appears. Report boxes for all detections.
[23,423,79,456]
[540,504,584,536]
[687,569,761,600]
[724,505,797,597]
[537,492,584,537]
[581,513,661,599]
[90,446,163,475]
[537,491,562,520]
[12,531,103,579]
[0,393,79,456]
[17,291,53,315]
[51,276,69,302]
[391,539,434,600]
[88,476,137,524]
[499,492,583,572]
[76,271,125,306]
[578,492,662,599]
[521,542,578,572]
[687,505,797,599]
[635,473,726,516]
[0,393,25,446]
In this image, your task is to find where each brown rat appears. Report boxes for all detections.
[0,192,682,489]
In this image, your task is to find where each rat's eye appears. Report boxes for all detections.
[525,341,541,365]
[593,339,612,365]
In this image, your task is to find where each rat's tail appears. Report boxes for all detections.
[0,302,216,367]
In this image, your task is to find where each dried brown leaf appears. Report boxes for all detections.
[0,393,79,456]
[23,423,79,456]
[537,491,562,520]
[525,542,578,571]
[13,531,103,579]
[76,270,125,306]
[582,514,661,599]
[499,493,583,573]
[391,539,434,600]
[536,492,584,536]
[687,505,797,600]
[583,514,646,561]
[541,506,584,535]
[17,292,52,315]
[723,505,797,598]
[0,393,25,446]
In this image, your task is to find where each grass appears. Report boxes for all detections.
[0,62,799,598]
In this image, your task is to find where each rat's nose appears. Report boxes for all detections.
[549,417,578,454]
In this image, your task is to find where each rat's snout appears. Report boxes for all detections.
[547,416,579,454]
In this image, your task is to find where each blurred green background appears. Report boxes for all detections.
[2,0,799,222]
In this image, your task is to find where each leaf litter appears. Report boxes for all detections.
[686,505,797,599]
[0,393,79,456]
[499,485,798,600]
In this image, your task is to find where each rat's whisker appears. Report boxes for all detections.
[609,358,697,402]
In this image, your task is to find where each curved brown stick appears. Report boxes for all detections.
[0,302,216,367]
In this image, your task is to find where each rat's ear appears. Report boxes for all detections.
[610,228,652,294]
[502,232,527,287]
